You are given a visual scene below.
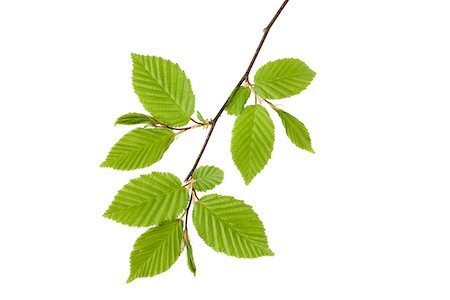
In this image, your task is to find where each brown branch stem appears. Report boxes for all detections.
[184,0,289,182]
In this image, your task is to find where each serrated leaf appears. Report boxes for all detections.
[115,113,157,126]
[196,111,206,123]
[127,220,183,282]
[254,58,315,100]
[277,110,314,153]
[132,54,195,126]
[231,105,274,185]
[193,165,224,192]
[185,239,196,276]
[226,86,251,116]
[193,194,273,258]
[100,128,174,170]
[103,172,189,227]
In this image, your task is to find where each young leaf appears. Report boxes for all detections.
[226,86,251,116]
[100,128,174,170]
[277,110,314,153]
[254,58,315,100]
[115,113,157,126]
[231,105,274,185]
[193,194,273,258]
[185,239,196,276]
[196,111,206,123]
[103,172,189,227]
[193,165,224,192]
[132,54,195,126]
[127,220,183,282]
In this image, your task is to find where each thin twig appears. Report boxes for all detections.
[184,0,289,182]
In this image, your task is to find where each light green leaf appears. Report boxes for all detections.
[132,54,195,126]
[277,110,314,153]
[226,86,251,116]
[185,239,196,276]
[100,128,174,170]
[254,58,315,100]
[231,105,274,185]
[103,172,189,227]
[193,165,224,192]
[196,111,206,123]
[127,220,183,282]
[115,113,157,126]
[193,194,273,258]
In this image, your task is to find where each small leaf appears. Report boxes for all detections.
[127,220,183,282]
[193,194,273,258]
[103,172,189,227]
[226,86,251,116]
[185,239,196,276]
[196,111,206,123]
[100,128,174,170]
[115,113,157,126]
[231,105,274,185]
[277,110,314,153]
[193,165,224,192]
[254,58,315,100]
[132,54,195,126]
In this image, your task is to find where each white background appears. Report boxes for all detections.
[1,0,449,299]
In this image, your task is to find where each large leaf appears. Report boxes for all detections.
[254,58,315,100]
[103,172,189,227]
[231,105,274,185]
[100,128,174,170]
[226,86,251,116]
[127,220,183,282]
[193,194,273,258]
[277,110,314,153]
[132,54,195,126]
[193,165,224,192]
[115,113,157,126]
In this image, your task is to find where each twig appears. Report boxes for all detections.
[184,0,289,182]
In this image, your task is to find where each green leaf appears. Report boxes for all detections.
[132,54,195,126]
[193,194,273,258]
[231,105,274,185]
[115,113,157,126]
[226,86,251,116]
[254,58,315,100]
[196,111,206,123]
[127,220,183,282]
[193,165,224,192]
[100,128,174,170]
[185,239,196,276]
[103,172,189,227]
[277,110,314,153]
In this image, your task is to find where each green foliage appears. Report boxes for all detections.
[254,58,316,99]
[193,165,224,192]
[132,54,195,126]
[102,4,318,280]
[196,111,206,123]
[226,86,251,116]
[193,194,273,258]
[277,110,314,153]
[100,128,174,170]
[127,220,183,282]
[231,105,274,185]
[103,172,188,227]
[115,113,157,126]
[185,238,196,276]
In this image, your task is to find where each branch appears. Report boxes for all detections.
[184,0,289,181]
